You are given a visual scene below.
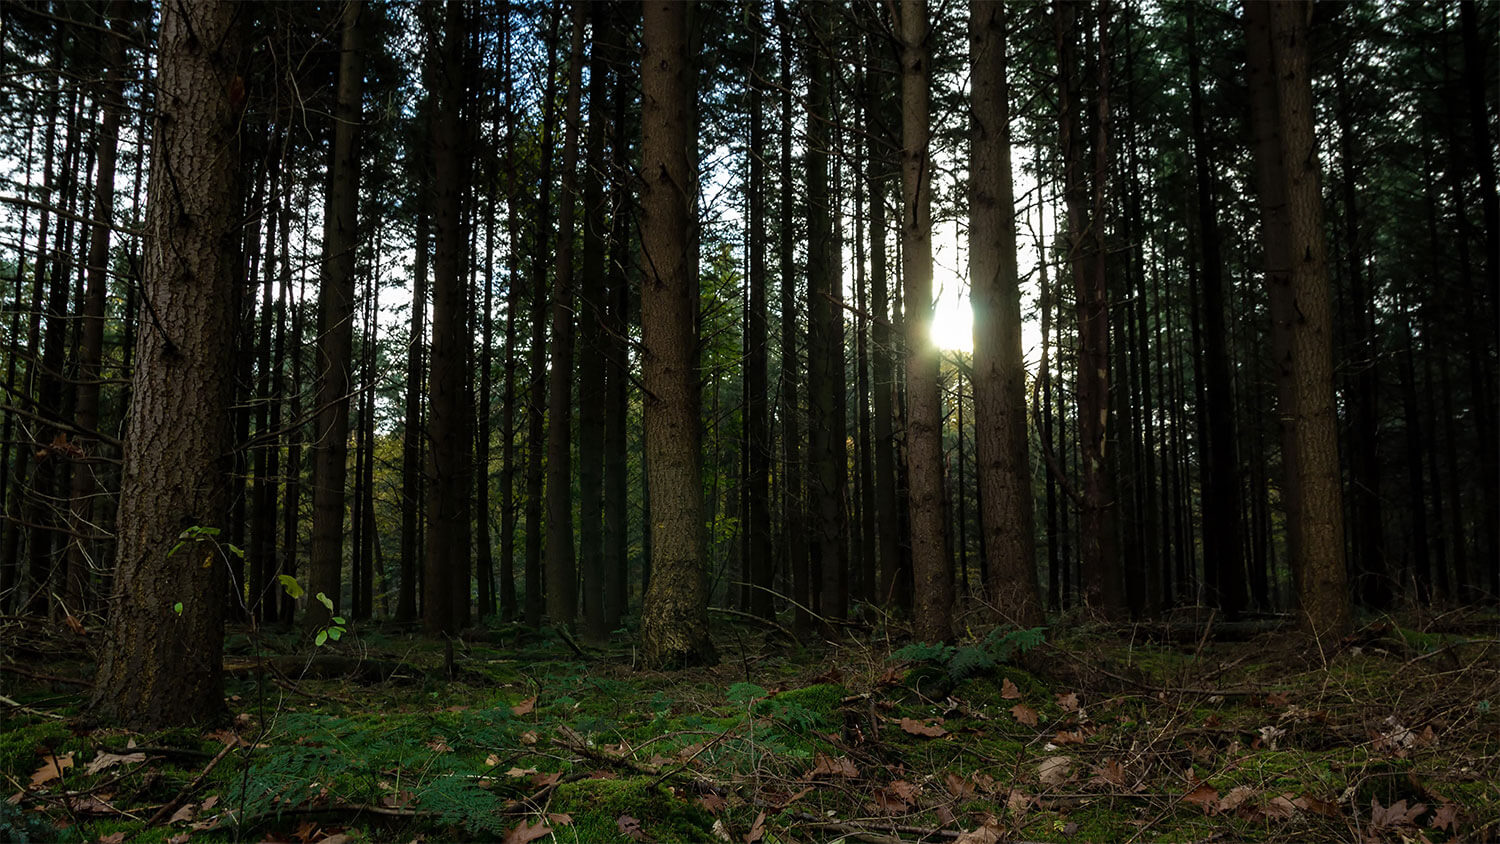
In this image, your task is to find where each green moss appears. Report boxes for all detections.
[0,719,74,779]
[551,777,715,843]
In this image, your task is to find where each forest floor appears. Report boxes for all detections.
[1,605,1497,844]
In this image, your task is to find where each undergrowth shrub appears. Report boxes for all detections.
[893,626,1045,681]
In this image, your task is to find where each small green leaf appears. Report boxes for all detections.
[316,592,334,611]
[327,628,343,641]
[227,543,245,559]
[167,541,184,558]
[332,616,346,625]
[173,601,183,615]
[277,574,304,599]
[315,630,328,647]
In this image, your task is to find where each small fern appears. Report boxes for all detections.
[894,626,1045,681]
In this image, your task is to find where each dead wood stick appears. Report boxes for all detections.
[142,739,237,829]
[0,663,91,686]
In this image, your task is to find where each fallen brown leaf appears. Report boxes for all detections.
[1218,785,1257,813]
[1055,691,1079,712]
[531,771,561,788]
[502,819,552,844]
[1037,756,1072,786]
[900,717,947,737]
[806,753,858,778]
[547,812,572,826]
[744,810,766,843]
[1430,802,1458,832]
[1000,678,1021,699]
[30,753,74,787]
[85,752,147,776]
[698,793,727,814]
[511,696,538,717]
[954,822,1003,844]
[1182,784,1219,814]
[425,739,452,754]
[97,833,126,844]
[944,772,976,799]
[1011,703,1038,726]
[618,814,644,840]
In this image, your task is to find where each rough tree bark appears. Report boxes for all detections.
[93,0,243,727]
[639,0,715,669]
[900,0,952,644]
[969,0,1043,629]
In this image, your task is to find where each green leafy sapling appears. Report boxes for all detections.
[275,575,345,647]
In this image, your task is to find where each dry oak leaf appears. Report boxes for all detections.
[954,821,1004,844]
[531,771,562,788]
[1091,759,1127,787]
[618,814,645,840]
[1000,678,1022,700]
[519,730,539,745]
[1011,703,1038,726]
[1006,788,1033,814]
[170,803,197,824]
[1372,798,1428,828]
[1293,794,1340,818]
[30,753,74,786]
[1037,756,1072,787]
[502,819,552,844]
[96,834,126,844]
[869,787,911,814]
[505,767,537,778]
[971,771,999,794]
[1218,785,1257,814]
[698,792,728,814]
[1055,691,1080,712]
[900,717,947,737]
[547,813,572,826]
[935,804,957,826]
[85,752,147,776]
[1052,729,1087,746]
[806,753,859,778]
[511,696,538,717]
[944,772,976,799]
[1429,802,1458,832]
[1182,784,1220,814]
[744,810,767,843]
[1259,793,1297,820]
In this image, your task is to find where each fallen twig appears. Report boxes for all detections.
[142,739,237,829]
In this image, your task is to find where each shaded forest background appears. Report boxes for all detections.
[0,0,1497,721]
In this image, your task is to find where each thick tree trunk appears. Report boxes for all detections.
[1243,0,1300,598]
[1268,0,1351,638]
[308,0,363,630]
[93,0,242,727]
[969,0,1043,629]
[639,0,715,669]
[901,0,952,644]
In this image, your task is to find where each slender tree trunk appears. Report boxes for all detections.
[745,7,773,619]
[93,0,242,727]
[578,0,609,641]
[1056,0,1121,616]
[65,3,127,611]
[805,6,846,625]
[901,0,952,643]
[546,0,584,630]
[970,0,1043,628]
[525,6,562,629]
[1187,3,1245,617]
[603,5,633,628]
[424,0,473,635]
[398,208,428,623]
[308,0,364,629]
[776,0,809,630]
[498,0,520,622]
[639,0,715,669]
